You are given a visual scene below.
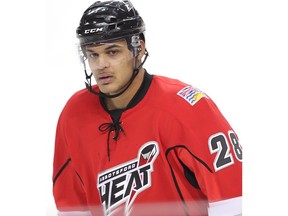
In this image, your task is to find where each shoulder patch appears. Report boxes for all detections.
[177,85,208,106]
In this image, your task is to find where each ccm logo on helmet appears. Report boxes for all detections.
[84,27,104,34]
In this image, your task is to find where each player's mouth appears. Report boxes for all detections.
[97,74,113,85]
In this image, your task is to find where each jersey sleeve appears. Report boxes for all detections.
[168,91,243,215]
[52,111,90,213]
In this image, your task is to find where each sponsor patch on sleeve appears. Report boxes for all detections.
[177,85,208,106]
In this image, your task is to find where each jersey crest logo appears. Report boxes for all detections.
[97,141,159,215]
[177,85,208,106]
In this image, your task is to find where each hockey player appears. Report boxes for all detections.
[52,0,242,215]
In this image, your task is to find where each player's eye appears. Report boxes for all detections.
[107,49,119,56]
[87,52,98,59]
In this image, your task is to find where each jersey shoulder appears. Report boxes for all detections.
[151,75,212,109]
[149,75,229,127]
[60,85,101,118]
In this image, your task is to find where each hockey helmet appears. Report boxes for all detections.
[76,0,145,47]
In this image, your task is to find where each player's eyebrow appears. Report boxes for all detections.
[104,44,121,50]
[86,44,122,53]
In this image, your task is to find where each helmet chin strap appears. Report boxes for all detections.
[84,49,149,99]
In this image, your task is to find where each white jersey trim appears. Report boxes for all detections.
[57,211,91,216]
[208,196,242,216]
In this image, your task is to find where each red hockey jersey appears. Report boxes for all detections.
[53,72,242,216]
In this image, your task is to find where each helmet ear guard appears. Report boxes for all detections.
[127,34,142,57]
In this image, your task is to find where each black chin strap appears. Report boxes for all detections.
[84,50,149,99]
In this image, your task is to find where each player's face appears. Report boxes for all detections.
[85,40,135,96]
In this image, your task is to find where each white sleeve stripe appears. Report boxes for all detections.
[208,196,242,216]
[57,211,92,216]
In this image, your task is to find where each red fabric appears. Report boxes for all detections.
[53,75,242,216]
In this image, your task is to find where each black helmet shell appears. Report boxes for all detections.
[76,0,145,46]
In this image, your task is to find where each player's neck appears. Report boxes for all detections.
[105,68,145,110]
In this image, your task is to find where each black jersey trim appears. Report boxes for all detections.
[178,158,200,189]
[53,158,71,186]
[165,145,213,215]
[74,168,85,186]
[166,145,213,173]
[53,158,85,187]
[126,70,153,109]
[98,71,153,161]
[100,70,153,118]
[166,149,189,216]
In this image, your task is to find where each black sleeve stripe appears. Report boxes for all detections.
[166,145,213,173]
[165,150,189,216]
[165,145,213,215]
[53,158,71,186]
[178,157,200,189]
[74,168,85,186]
